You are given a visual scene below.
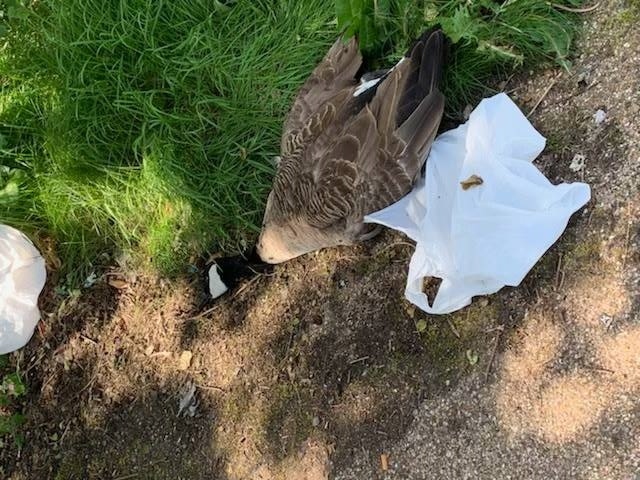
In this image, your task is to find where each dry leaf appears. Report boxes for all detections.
[460,174,484,190]
[108,278,128,289]
[404,304,416,319]
[178,350,193,370]
[569,153,586,172]
[380,453,389,471]
[422,276,442,305]
[466,349,479,365]
[178,381,197,417]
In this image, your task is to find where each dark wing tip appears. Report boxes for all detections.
[396,28,447,127]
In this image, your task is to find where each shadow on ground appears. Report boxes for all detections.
[1,230,518,479]
[3,2,640,477]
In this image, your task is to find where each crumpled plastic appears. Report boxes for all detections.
[0,225,47,354]
[365,93,591,314]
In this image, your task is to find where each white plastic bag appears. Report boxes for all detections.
[365,93,591,314]
[0,225,46,354]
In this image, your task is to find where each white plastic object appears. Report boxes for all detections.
[0,225,46,354]
[365,93,591,314]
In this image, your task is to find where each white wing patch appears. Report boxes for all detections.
[208,264,228,299]
[353,57,406,97]
[354,77,382,97]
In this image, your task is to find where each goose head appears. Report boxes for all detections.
[257,217,344,264]
[257,191,347,264]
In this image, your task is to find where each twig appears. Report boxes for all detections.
[24,352,47,374]
[500,73,517,92]
[80,334,97,345]
[113,474,139,480]
[585,80,600,91]
[622,221,632,271]
[36,322,46,340]
[554,252,564,290]
[551,2,600,13]
[77,374,97,396]
[348,356,370,365]
[527,72,563,118]
[485,328,504,380]
[58,421,72,445]
[196,383,227,393]
[584,365,615,374]
[189,304,222,321]
[446,317,460,339]
[233,273,263,298]
[149,351,172,358]
[484,325,505,334]
[40,372,57,393]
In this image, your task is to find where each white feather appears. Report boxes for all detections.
[208,264,228,299]
[352,57,406,97]
[353,77,382,97]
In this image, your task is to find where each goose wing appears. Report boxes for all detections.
[301,30,446,232]
[281,36,362,157]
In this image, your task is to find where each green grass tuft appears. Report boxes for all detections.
[337,0,582,110]
[0,357,27,448]
[1,0,337,280]
[0,0,582,280]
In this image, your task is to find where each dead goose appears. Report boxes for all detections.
[257,28,447,264]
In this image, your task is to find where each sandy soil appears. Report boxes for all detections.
[1,1,639,478]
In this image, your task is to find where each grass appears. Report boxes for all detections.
[338,0,582,110]
[0,0,582,281]
[0,355,26,449]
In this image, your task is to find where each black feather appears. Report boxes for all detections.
[205,247,273,299]
[396,29,447,127]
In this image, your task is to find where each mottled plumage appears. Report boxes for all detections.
[257,29,447,263]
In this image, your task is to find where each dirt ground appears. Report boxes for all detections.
[1,1,639,479]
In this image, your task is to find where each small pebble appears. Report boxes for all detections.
[593,109,607,124]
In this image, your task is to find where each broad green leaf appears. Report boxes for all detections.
[440,6,478,43]
[4,373,26,397]
[0,169,26,200]
[359,15,377,52]
[349,0,365,20]
[0,413,26,435]
[336,0,353,30]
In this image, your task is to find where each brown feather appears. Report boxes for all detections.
[257,29,448,264]
[281,37,362,154]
